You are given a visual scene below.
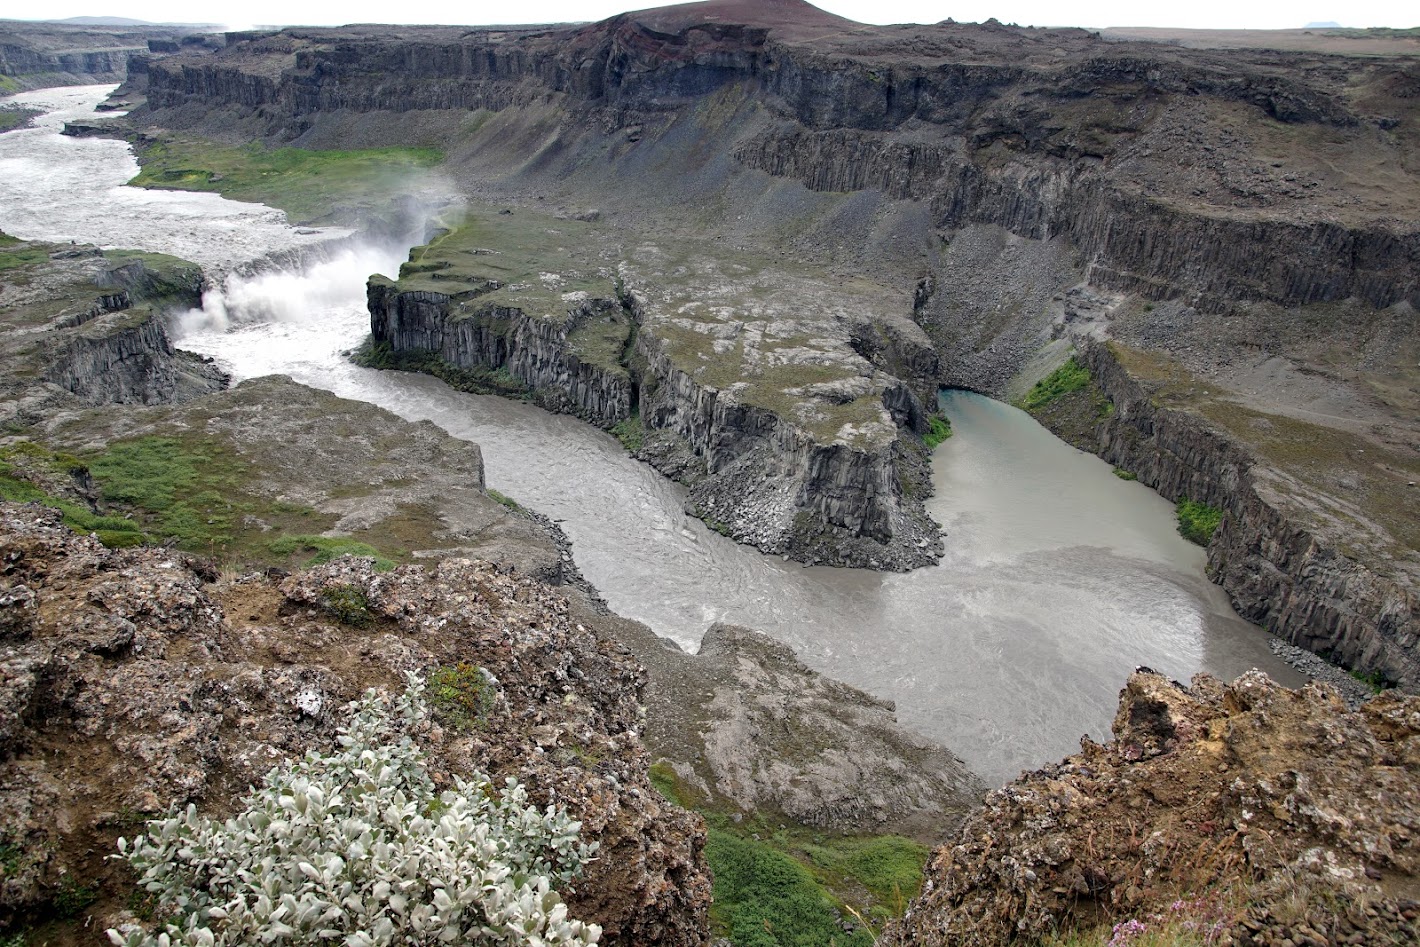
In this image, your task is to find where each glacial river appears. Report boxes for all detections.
[0,86,1305,785]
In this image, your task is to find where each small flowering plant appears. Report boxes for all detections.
[1106,895,1233,947]
[107,675,600,947]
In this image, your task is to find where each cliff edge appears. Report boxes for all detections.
[881,669,1420,946]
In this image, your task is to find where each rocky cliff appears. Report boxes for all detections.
[0,502,712,944]
[1,242,226,420]
[1085,342,1417,690]
[0,20,196,89]
[365,208,943,570]
[367,280,636,428]
[132,3,1419,318]
[881,669,1420,946]
[1027,338,1419,692]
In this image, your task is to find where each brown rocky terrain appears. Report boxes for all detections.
[882,669,1420,947]
[0,502,710,945]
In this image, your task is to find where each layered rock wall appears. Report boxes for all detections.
[735,131,1420,313]
[368,278,941,569]
[136,20,1419,315]
[367,280,635,427]
[46,310,225,406]
[1075,341,1419,689]
[0,44,135,83]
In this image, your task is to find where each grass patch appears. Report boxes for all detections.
[427,663,496,730]
[269,535,395,571]
[611,414,644,452]
[647,762,925,946]
[485,488,521,511]
[52,876,98,919]
[1176,499,1223,546]
[1020,356,1092,412]
[708,831,871,947]
[0,107,39,133]
[129,138,444,225]
[1113,467,1138,481]
[923,414,952,450]
[1349,667,1391,694]
[87,437,243,551]
[0,242,48,272]
[0,444,147,547]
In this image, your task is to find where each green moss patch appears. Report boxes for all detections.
[0,443,146,547]
[611,414,645,452]
[1020,356,1092,412]
[269,535,395,571]
[427,663,496,730]
[129,137,444,226]
[0,243,48,272]
[1176,499,1223,546]
[923,414,952,450]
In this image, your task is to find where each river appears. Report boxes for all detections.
[0,86,1305,785]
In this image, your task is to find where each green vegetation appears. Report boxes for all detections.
[923,414,952,450]
[427,663,496,730]
[649,762,926,947]
[1175,499,1224,546]
[0,238,47,272]
[0,443,147,547]
[611,414,645,452]
[0,76,20,94]
[1113,467,1138,481]
[1349,667,1391,694]
[88,437,243,551]
[0,108,38,133]
[129,138,444,225]
[270,535,395,571]
[53,876,98,919]
[315,583,375,628]
[708,832,871,947]
[0,842,21,877]
[2,438,414,569]
[486,488,522,511]
[1020,357,1092,412]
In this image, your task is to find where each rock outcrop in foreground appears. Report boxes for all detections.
[0,503,710,945]
[882,670,1420,947]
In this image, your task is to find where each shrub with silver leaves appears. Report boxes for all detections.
[108,675,601,947]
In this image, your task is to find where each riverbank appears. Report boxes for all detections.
[1021,338,1419,693]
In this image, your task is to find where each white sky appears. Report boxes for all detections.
[17,1,1415,31]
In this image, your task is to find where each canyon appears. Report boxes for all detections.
[2,2,1419,944]
[89,0,1418,688]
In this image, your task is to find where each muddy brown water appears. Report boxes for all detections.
[1,86,1305,785]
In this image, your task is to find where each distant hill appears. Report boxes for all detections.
[1304,21,1343,28]
[52,16,155,26]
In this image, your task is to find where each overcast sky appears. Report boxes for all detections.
[20,1,1415,32]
